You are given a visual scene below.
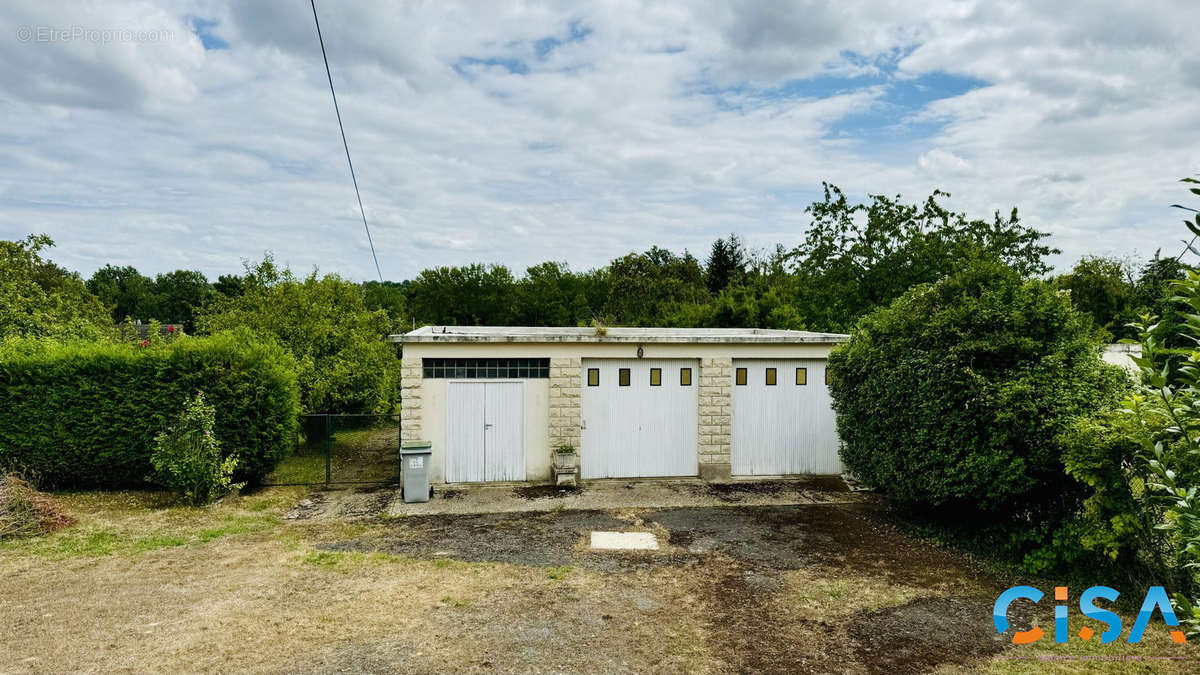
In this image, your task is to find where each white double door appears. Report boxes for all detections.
[731,359,841,475]
[581,359,699,479]
[446,381,525,483]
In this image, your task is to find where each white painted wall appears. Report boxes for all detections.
[1102,343,1142,375]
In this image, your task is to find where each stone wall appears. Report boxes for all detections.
[548,357,582,451]
[698,357,732,478]
[399,356,422,441]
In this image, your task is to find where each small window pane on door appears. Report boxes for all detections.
[735,368,747,385]
[765,368,777,385]
[587,368,599,386]
[619,368,631,386]
[680,368,692,386]
[796,367,807,385]
[650,368,662,386]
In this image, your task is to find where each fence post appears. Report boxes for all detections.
[324,414,332,484]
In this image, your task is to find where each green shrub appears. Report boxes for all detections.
[0,331,299,488]
[150,393,242,505]
[1057,403,1188,588]
[196,257,400,414]
[828,259,1126,531]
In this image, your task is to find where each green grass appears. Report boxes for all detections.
[264,427,399,484]
[547,565,572,581]
[299,549,394,571]
[0,512,280,559]
[440,595,473,608]
[0,489,300,559]
[264,451,328,485]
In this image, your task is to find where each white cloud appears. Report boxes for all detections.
[0,0,1198,285]
[918,148,970,176]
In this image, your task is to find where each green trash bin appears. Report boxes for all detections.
[400,441,433,503]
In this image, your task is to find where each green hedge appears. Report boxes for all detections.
[0,332,300,488]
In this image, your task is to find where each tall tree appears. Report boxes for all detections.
[213,273,246,299]
[704,234,747,293]
[153,269,213,332]
[788,183,1058,331]
[86,264,159,324]
[362,280,411,325]
[197,256,400,414]
[1,234,113,340]
[1053,255,1134,339]
[604,246,706,325]
[1132,252,1190,346]
[513,261,598,326]
[407,264,516,325]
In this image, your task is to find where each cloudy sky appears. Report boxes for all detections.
[2,1,1199,281]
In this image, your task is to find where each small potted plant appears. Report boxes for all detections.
[553,444,578,470]
[552,444,578,486]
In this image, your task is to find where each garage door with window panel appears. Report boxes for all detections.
[731,359,840,475]
[445,381,525,482]
[581,359,699,479]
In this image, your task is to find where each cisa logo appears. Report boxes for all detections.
[994,586,1187,645]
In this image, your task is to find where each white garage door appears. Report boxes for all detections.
[581,359,699,479]
[446,381,525,482]
[731,359,840,475]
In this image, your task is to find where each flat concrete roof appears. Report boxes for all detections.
[390,325,849,344]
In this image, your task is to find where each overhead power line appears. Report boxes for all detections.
[309,0,384,282]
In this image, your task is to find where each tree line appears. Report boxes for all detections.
[43,183,1186,342]
[3,183,1190,413]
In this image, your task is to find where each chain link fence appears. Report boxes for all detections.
[263,414,400,485]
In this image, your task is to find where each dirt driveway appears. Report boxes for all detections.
[312,499,1009,674]
[1,484,1193,674]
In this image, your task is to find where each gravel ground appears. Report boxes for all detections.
[323,500,1021,673]
[285,476,864,520]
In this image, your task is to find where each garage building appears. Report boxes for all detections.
[392,326,849,484]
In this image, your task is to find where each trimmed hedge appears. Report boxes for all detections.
[0,332,299,488]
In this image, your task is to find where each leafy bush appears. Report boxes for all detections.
[151,393,242,505]
[0,474,75,539]
[1057,406,1186,587]
[197,257,400,414]
[828,259,1125,533]
[1108,180,1200,633]
[0,331,299,489]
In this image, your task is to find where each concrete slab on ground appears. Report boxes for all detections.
[590,531,660,550]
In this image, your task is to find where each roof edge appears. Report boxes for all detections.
[387,330,850,345]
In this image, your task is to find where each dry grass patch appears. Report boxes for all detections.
[0,535,713,674]
[783,569,931,620]
[0,489,715,673]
